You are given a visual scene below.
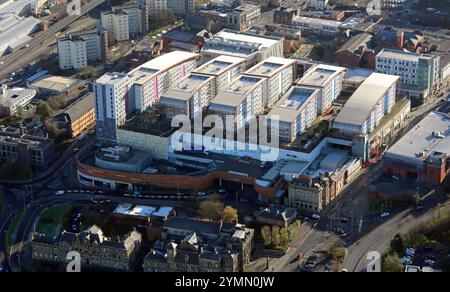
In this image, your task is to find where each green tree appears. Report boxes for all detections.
[279,228,290,246]
[261,226,272,246]
[79,66,96,80]
[271,226,281,247]
[36,100,52,121]
[383,254,404,272]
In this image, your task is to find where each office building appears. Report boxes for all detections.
[60,94,96,138]
[376,49,441,98]
[292,16,341,36]
[0,85,36,117]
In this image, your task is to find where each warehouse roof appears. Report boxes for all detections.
[30,75,83,93]
[334,73,399,127]
[386,112,450,162]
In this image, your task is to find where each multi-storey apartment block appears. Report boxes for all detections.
[209,75,267,130]
[266,86,319,143]
[193,56,247,91]
[244,57,297,108]
[57,28,108,70]
[297,64,347,115]
[160,73,216,119]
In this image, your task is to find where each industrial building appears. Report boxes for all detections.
[0,14,41,56]
[209,75,267,130]
[243,57,297,108]
[266,85,319,143]
[201,29,284,67]
[57,28,108,70]
[376,49,441,99]
[0,85,36,117]
[333,73,399,136]
[384,111,450,185]
[29,75,84,95]
[159,73,216,119]
[297,64,347,115]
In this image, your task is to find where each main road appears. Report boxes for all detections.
[0,0,106,80]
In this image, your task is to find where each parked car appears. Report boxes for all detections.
[401,256,413,265]
[312,214,321,220]
[380,212,390,218]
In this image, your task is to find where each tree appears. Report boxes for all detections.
[261,226,272,247]
[79,66,95,80]
[36,100,52,121]
[390,234,406,255]
[271,226,281,247]
[198,199,224,222]
[383,254,404,272]
[47,96,67,111]
[279,228,290,246]
[221,206,238,223]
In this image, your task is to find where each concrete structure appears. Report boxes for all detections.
[101,1,148,42]
[32,226,142,272]
[29,75,84,95]
[376,49,441,99]
[0,127,54,169]
[57,28,108,70]
[60,94,95,138]
[0,14,40,56]
[201,29,284,67]
[160,73,216,119]
[333,73,399,136]
[95,145,152,173]
[266,86,319,143]
[384,111,450,185]
[227,3,261,32]
[244,57,297,108]
[292,16,341,36]
[0,85,36,116]
[94,52,200,141]
[146,0,168,17]
[193,55,247,91]
[255,205,298,228]
[143,218,254,272]
[209,75,267,129]
[297,64,346,115]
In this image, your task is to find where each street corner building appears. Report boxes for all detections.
[31,225,143,272]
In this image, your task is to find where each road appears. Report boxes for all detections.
[344,199,450,272]
[0,0,106,80]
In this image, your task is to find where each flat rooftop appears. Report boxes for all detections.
[298,64,346,87]
[193,55,246,76]
[0,87,35,106]
[95,72,128,85]
[294,16,341,28]
[113,203,156,218]
[377,49,434,62]
[210,75,266,108]
[30,75,82,92]
[162,74,213,101]
[334,73,399,127]
[386,111,450,161]
[244,57,296,77]
[267,86,318,123]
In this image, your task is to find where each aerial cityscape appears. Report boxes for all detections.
[0,0,449,277]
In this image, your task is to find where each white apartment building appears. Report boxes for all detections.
[201,29,284,68]
[0,85,36,117]
[193,56,247,91]
[101,1,148,42]
[209,75,267,130]
[160,73,216,119]
[297,64,347,115]
[266,86,319,143]
[57,28,108,70]
[376,49,441,98]
[94,73,133,141]
[244,57,297,108]
[128,51,200,113]
[333,73,399,136]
